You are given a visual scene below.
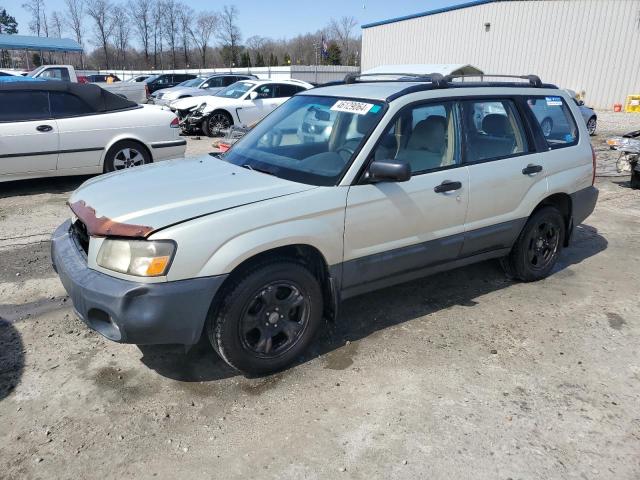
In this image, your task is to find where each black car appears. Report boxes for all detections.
[86,74,121,83]
[144,73,197,96]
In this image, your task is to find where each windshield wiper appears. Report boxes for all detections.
[242,164,275,176]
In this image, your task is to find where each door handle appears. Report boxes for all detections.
[36,125,53,132]
[522,164,543,175]
[434,180,462,193]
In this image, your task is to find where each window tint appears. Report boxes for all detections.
[461,100,529,162]
[254,84,274,99]
[39,68,70,82]
[371,101,458,174]
[0,91,50,121]
[223,76,237,86]
[203,77,226,88]
[274,84,299,98]
[525,96,578,148]
[50,92,93,117]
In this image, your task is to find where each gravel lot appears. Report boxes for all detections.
[0,112,639,479]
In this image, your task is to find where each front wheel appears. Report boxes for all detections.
[207,260,324,375]
[203,111,232,137]
[502,206,565,282]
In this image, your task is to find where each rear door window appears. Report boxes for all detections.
[0,91,50,121]
[50,92,93,117]
[525,96,578,148]
[460,99,529,162]
[274,84,299,98]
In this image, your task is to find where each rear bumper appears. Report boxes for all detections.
[570,185,599,226]
[51,220,227,345]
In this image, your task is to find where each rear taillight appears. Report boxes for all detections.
[170,116,179,128]
[591,144,596,185]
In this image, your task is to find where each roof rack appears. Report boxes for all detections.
[444,74,543,88]
[343,72,448,88]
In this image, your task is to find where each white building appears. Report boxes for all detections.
[361,0,640,109]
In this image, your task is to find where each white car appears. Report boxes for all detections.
[51,72,598,375]
[151,74,258,107]
[0,81,185,182]
[171,79,313,135]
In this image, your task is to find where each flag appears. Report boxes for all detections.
[321,35,329,58]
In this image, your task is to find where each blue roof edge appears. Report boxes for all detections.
[361,0,498,29]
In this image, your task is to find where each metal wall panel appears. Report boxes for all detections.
[362,0,640,108]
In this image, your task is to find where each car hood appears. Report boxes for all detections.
[69,157,316,236]
[170,95,239,111]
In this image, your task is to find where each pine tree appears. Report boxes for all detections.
[0,10,18,68]
[326,42,341,65]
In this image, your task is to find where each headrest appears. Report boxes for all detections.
[408,116,447,152]
[482,114,512,136]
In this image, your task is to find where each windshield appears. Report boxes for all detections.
[217,81,254,99]
[179,78,204,88]
[223,95,386,186]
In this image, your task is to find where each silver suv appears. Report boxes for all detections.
[51,72,598,375]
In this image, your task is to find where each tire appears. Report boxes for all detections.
[103,140,151,173]
[631,169,640,189]
[207,260,324,375]
[540,117,553,138]
[586,116,597,136]
[203,111,232,137]
[503,206,565,282]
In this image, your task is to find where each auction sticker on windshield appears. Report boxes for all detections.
[331,100,374,115]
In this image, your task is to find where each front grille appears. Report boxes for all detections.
[71,219,90,255]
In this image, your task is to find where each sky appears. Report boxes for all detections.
[1,0,463,41]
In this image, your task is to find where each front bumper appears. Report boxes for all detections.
[51,220,227,345]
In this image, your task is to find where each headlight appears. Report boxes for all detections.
[196,102,207,112]
[97,239,176,277]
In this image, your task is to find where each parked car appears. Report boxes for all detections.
[0,69,17,76]
[173,79,313,136]
[27,65,146,103]
[144,73,197,96]
[529,89,597,137]
[150,74,258,106]
[0,81,185,182]
[51,72,597,375]
[127,75,152,83]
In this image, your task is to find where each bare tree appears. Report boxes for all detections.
[50,11,63,37]
[328,16,357,65]
[64,0,84,67]
[178,4,194,67]
[22,0,45,36]
[151,0,164,68]
[190,11,217,68]
[128,0,151,67]
[162,0,178,68]
[85,0,115,69]
[112,5,130,67]
[217,4,240,67]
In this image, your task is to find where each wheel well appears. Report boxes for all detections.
[210,109,234,124]
[220,245,336,320]
[532,193,572,245]
[103,139,153,172]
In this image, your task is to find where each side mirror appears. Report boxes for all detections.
[368,159,411,183]
[249,91,258,100]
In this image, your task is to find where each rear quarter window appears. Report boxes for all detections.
[525,96,578,148]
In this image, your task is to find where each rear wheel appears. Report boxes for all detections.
[203,111,232,137]
[103,140,150,173]
[586,116,597,136]
[207,260,324,375]
[502,206,565,282]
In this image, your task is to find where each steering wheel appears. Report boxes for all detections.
[336,145,355,161]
